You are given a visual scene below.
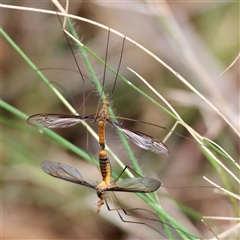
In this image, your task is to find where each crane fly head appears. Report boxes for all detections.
[95,181,109,212]
[96,188,107,212]
[98,101,110,121]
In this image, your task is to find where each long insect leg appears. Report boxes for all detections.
[105,192,202,239]
[111,36,126,94]
[112,165,146,185]
[104,192,169,239]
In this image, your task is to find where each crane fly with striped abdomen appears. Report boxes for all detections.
[26,16,206,239]
[41,160,161,212]
[41,160,198,239]
[27,94,169,156]
[27,20,169,157]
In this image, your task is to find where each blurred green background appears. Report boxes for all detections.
[2,1,239,239]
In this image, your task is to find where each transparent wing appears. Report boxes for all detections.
[41,161,95,189]
[27,114,94,128]
[108,177,161,193]
[111,122,169,156]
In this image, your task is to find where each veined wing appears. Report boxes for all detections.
[27,114,94,128]
[41,161,95,189]
[110,121,169,156]
[108,177,161,193]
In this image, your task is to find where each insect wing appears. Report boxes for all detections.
[41,161,95,189]
[27,114,91,128]
[111,122,169,156]
[108,177,161,193]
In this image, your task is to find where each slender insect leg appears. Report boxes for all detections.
[104,192,168,238]
[105,192,200,239]
[112,165,145,184]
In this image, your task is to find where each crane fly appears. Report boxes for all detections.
[27,94,169,156]
[27,18,169,157]
[41,160,161,212]
[41,160,197,239]
[40,139,194,238]
[42,132,160,212]
[28,17,203,240]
